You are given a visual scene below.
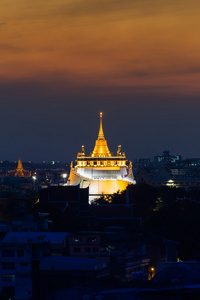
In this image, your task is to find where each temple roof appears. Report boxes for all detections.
[91,112,112,157]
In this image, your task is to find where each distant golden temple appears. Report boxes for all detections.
[67,113,135,201]
[8,158,31,178]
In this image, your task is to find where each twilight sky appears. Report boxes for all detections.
[1,0,200,162]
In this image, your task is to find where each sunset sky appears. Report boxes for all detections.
[1,0,200,162]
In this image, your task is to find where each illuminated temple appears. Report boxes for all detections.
[8,158,31,178]
[67,113,135,201]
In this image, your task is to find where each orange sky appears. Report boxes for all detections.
[1,1,200,161]
[1,0,200,95]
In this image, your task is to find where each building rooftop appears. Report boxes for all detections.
[2,232,69,244]
[39,255,105,265]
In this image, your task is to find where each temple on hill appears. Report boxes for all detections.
[67,113,136,201]
[8,158,31,178]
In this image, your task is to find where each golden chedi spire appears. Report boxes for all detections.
[7,157,31,178]
[81,145,86,157]
[13,157,31,178]
[98,112,104,139]
[15,157,25,177]
[91,112,112,157]
[17,157,23,171]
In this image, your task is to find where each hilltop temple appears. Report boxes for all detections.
[67,113,135,201]
[8,158,31,178]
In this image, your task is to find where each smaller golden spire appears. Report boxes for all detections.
[7,157,31,178]
[15,157,25,177]
[117,145,122,156]
[17,157,23,171]
[81,145,85,156]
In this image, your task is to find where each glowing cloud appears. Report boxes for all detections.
[1,0,200,96]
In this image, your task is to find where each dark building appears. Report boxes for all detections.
[154,150,182,168]
[39,185,89,216]
[134,158,151,168]
[0,232,51,300]
[68,227,149,282]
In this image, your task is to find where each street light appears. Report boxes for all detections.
[62,173,67,185]
[32,176,37,189]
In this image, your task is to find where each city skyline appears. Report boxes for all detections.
[1,0,200,162]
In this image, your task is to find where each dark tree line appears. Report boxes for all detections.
[94,183,200,260]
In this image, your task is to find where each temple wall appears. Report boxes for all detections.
[76,167,127,180]
[87,179,129,197]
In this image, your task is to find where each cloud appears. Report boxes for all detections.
[9,0,200,25]
[0,67,195,100]
[1,0,200,100]
[0,43,23,53]
[123,65,200,79]
[51,0,200,22]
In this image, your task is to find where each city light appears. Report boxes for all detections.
[62,173,67,184]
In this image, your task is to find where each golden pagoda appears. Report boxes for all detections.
[67,113,135,201]
[8,158,31,178]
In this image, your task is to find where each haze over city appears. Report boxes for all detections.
[1,0,200,162]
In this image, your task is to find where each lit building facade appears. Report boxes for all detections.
[67,113,135,201]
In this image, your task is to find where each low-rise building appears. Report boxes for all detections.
[0,232,50,300]
[36,255,108,300]
[69,227,149,282]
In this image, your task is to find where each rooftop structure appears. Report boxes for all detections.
[67,113,135,201]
